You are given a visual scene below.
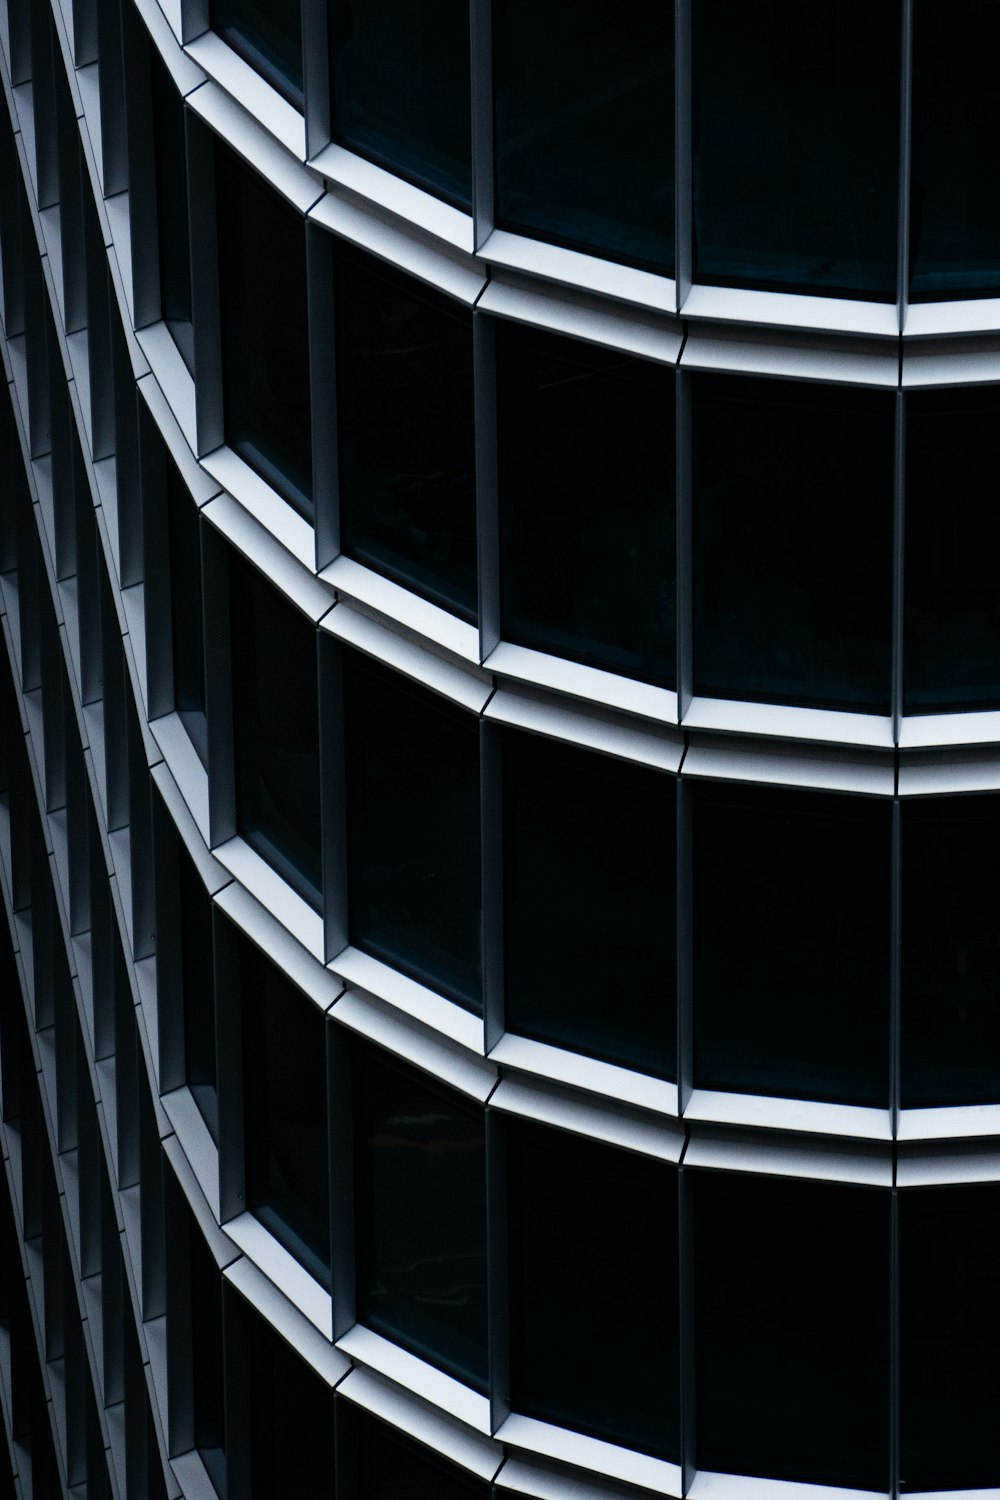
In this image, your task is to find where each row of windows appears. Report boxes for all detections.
[189,0,1000,306]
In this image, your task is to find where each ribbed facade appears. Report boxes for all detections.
[2,1,1000,1497]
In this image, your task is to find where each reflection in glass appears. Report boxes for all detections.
[335,244,476,621]
[210,0,303,105]
[354,1045,487,1388]
[693,0,899,299]
[693,781,891,1107]
[498,321,675,684]
[329,0,471,208]
[494,0,673,273]
[693,373,894,712]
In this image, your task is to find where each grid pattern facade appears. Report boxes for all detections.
[1,1,1000,1498]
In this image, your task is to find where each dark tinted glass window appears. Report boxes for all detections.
[216,148,312,515]
[911,1,1000,300]
[344,652,481,1010]
[904,388,1000,712]
[241,937,330,1282]
[498,322,675,685]
[248,1313,334,1497]
[179,845,217,1140]
[210,0,303,105]
[149,48,192,369]
[902,796,1000,1106]
[508,1121,679,1456]
[349,1408,487,1498]
[190,1225,226,1493]
[166,459,206,760]
[693,0,899,299]
[329,0,471,209]
[695,1172,890,1490]
[335,245,476,621]
[354,1045,487,1388]
[231,552,321,906]
[494,0,674,274]
[693,782,891,1107]
[693,374,894,712]
[503,730,676,1077]
[901,1186,1000,1491]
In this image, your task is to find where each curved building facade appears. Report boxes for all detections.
[1,1,1000,1496]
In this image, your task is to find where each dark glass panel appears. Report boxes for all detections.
[354,1044,487,1388]
[241,937,331,1282]
[498,321,675,685]
[344,652,481,1010]
[902,795,1000,1106]
[508,1121,679,1457]
[179,845,217,1140]
[190,1226,226,1492]
[911,1,1000,300]
[210,0,303,105]
[693,374,894,712]
[231,551,322,906]
[693,781,891,1107]
[693,0,899,299]
[353,1408,487,1498]
[503,729,675,1078]
[901,1186,1000,1491]
[904,388,1000,712]
[329,0,471,209]
[165,458,206,761]
[216,148,312,514]
[149,47,192,369]
[493,0,673,274]
[695,1172,890,1490]
[248,1313,334,1497]
[335,244,476,621]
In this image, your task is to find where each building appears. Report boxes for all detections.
[0,0,999,1495]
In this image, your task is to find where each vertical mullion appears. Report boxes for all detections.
[889,1184,901,1500]
[307,223,338,573]
[892,389,905,743]
[187,115,225,459]
[318,631,347,964]
[890,797,902,1137]
[674,0,692,311]
[480,717,503,1053]
[485,1101,509,1436]
[676,363,693,722]
[470,0,494,251]
[678,1153,696,1496]
[302,0,330,160]
[474,309,499,662]
[676,772,693,1115]
[329,1023,355,1341]
[896,0,914,331]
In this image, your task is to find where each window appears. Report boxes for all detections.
[342,1406,488,1498]
[334,244,477,621]
[149,47,193,369]
[692,0,899,299]
[210,0,303,106]
[328,0,471,209]
[493,0,674,274]
[498,321,675,685]
[344,651,481,1010]
[230,551,322,905]
[693,374,894,712]
[693,781,891,1107]
[904,387,1000,712]
[910,0,1000,301]
[353,1044,487,1388]
[902,795,1000,1107]
[503,730,676,1077]
[241,936,331,1283]
[694,1171,890,1490]
[247,1313,334,1497]
[216,146,312,515]
[507,1120,679,1456]
[165,458,206,761]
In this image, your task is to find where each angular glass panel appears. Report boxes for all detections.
[210,0,303,105]
[149,48,192,369]
[693,373,894,712]
[241,936,330,1283]
[335,244,477,621]
[503,728,676,1078]
[901,1186,1000,1491]
[902,795,1000,1107]
[494,0,674,274]
[508,1120,679,1457]
[354,1044,487,1388]
[165,458,206,762]
[248,1313,334,1497]
[216,147,312,515]
[693,781,891,1107]
[693,0,899,299]
[498,321,675,685]
[695,1172,890,1490]
[349,1407,487,1498]
[178,844,217,1141]
[329,0,471,209]
[344,651,481,1010]
[904,388,1000,712]
[911,1,1000,300]
[231,551,322,906]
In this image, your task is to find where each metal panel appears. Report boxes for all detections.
[307,220,338,571]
